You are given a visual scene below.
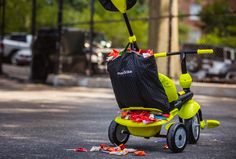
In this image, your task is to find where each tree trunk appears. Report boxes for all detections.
[148,0,180,78]
[170,0,180,78]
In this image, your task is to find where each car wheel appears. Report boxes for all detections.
[11,53,18,65]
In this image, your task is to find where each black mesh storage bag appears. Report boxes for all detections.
[107,51,170,113]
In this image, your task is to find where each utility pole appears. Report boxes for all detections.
[149,0,169,75]
[170,0,180,78]
[87,0,95,76]
[0,0,5,75]
[56,0,63,74]
[167,0,173,77]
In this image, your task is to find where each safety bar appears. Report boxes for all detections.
[154,49,214,58]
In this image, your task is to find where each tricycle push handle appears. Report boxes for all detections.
[153,49,214,83]
[154,49,214,58]
[197,49,213,55]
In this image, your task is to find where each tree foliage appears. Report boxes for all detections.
[179,22,189,44]
[93,0,148,48]
[5,0,32,33]
[3,0,148,48]
[66,0,88,12]
[199,0,236,47]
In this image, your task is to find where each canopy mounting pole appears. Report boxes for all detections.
[122,13,139,51]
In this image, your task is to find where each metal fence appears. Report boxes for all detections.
[0,0,236,83]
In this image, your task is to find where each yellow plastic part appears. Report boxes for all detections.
[178,99,200,119]
[158,73,178,103]
[154,52,167,58]
[165,122,175,131]
[200,120,205,129]
[115,108,179,137]
[127,126,161,137]
[206,120,220,128]
[179,73,192,89]
[197,49,214,55]
[178,91,186,95]
[128,35,137,43]
[115,116,170,128]
[111,0,127,13]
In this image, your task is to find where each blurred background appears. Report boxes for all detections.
[1,2,236,158]
[0,0,235,84]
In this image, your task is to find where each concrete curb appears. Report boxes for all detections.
[47,74,236,98]
[47,74,113,88]
[190,82,236,99]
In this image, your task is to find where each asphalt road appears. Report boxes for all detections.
[0,79,236,159]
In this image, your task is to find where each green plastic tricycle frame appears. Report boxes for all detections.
[99,0,220,153]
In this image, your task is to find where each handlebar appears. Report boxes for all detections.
[154,49,214,58]
[197,49,214,54]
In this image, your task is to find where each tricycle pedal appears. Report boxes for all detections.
[200,120,220,129]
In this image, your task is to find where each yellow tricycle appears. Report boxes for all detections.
[98,0,220,153]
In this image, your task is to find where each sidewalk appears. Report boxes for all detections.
[2,64,236,98]
[47,74,236,98]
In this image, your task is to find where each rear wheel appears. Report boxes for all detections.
[108,120,129,145]
[167,123,187,153]
[184,113,200,144]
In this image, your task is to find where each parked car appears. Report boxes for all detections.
[2,33,32,63]
[11,49,32,65]
[83,31,112,73]
[183,44,236,80]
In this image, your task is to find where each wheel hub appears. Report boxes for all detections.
[116,125,128,142]
[175,127,186,148]
[192,116,200,140]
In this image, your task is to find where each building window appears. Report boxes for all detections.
[189,3,202,21]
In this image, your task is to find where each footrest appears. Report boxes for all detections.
[200,120,220,129]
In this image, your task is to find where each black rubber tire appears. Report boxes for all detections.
[167,123,187,153]
[184,113,200,144]
[6,50,18,64]
[108,120,129,146]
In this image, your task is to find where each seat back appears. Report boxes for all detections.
[158,73,178,103]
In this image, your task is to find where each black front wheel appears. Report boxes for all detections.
[184,113,200,144]
[108,120,129,145]
[167,123,187,153]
